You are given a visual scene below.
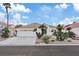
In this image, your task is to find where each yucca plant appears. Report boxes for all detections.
[36,32,42,39]
[39,24,47,36]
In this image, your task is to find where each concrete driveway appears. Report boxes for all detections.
[0,31,36,46]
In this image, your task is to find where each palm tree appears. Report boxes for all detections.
[56,24,64,41]
[57,24,63,31]
[3,3,11,28]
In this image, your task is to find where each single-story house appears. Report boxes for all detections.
[65,22,79,36]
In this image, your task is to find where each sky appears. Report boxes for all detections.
[0,3,79,26]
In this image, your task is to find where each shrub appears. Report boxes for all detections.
[42,35,50,44]
[53,30,57,36]
[63,32,69,39]
[68,31,75,39]
[33,28,37,32]
[56,31,65,41]
[1,27,10,38]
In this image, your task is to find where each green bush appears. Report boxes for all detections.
[68,31,75,39]
[33,28,37,32]
[56,31,64,41]
[1,28,10,38]
[42,35,50,44]
[53,30,57,36]
[63,32,69,39]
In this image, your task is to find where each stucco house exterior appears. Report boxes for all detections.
[15,23,56,36]
[65,22,79,36]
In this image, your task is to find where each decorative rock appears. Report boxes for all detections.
[50,36,56,42]
[67,38,72,42]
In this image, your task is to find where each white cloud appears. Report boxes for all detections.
[0,12,7,23]
[13,13,21,20]
[55,3,68,9]
[0,3,29,25]
[11,3,31,13]
[0,3,31,13]
[18,22,28,25]
[59,18,73,25]
[9,13,28,25]
[60,3,68,9]
[41,5,52,12]
[76,17,79,19]
[9,13,21,25]
[40,5,52,18]
[73,3,79,11]
[55,5,60,9]
[22,16,28,19]
[42,14,50,18]
[52,22,57,26]
[0,12,5,21]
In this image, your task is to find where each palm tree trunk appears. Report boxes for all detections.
[6,7,9,28]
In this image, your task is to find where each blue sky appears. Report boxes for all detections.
[0,3,79,26]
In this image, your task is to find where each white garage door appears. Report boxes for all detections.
[17,30,36,37]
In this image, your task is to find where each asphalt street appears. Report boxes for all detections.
[0,46,79,56]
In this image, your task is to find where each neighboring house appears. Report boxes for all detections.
[0,22,7,28]
[8,24,15,37]
[46,25,56,35]
[37,24,56,35]
[65,22,79,36]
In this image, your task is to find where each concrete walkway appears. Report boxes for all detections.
[0,31,36,46]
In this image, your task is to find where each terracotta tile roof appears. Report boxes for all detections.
[65,22,79,29]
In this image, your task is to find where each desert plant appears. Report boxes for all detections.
[1,27,10,38]
[63,32,69,39]
[33,28,37,32]
[68,31,75,39]
[56,31,64,41]
[36,32,42,39]
[53,30,56,35]
[57,24,64,31]
[66,27,75,39]
[39,24,47,36]
[56,24,65,41]
[42,35,50,44]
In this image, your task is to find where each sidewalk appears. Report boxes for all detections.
[0,37,6,42]
[0,37,79,46]
[0,36,36,46]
